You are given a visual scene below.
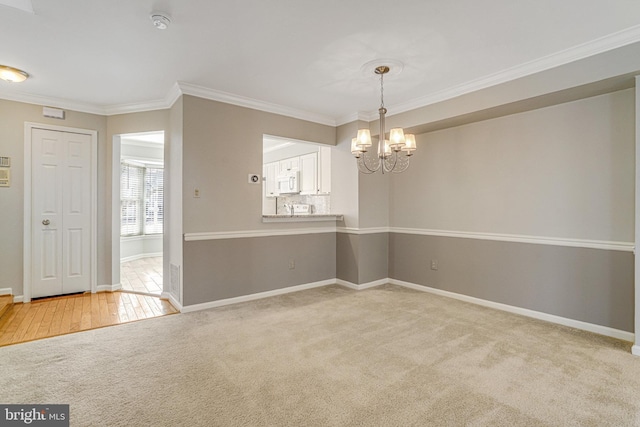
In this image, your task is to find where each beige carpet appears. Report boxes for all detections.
[1,284,639,426]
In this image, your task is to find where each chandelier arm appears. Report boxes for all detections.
[357,155,379,174]
[358,163,376,174]
[383,151,399,173]
[390,159,410,173]
[389,152,411,173]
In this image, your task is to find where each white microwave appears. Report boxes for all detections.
[277,171,300,194]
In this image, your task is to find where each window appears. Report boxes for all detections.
[120,162,163,236]
[144,167,164,234]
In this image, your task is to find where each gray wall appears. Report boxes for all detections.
[1,83,634,335]
[180,95,338,305]
[389,233,634,331]
[389,89,635,242]
[386,89,635,332]
[183,233,336,305]
[336,232,388,285]
[182,95,336,233]
[357,233,389,284]
[333,121,360,229]
[336,233,359,284]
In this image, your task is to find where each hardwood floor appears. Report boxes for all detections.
[0,291,178,347]
[120,256,163,295]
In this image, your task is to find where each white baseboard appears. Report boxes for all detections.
[96,283,123,292]
[169,275,636,346]
[120,252,162,263]
[335,278,387,291]
[335,279,359,290]
[13,295,24,303]
[180,279,336,313]
[0,288,12,296]
[389,279,635,343]
[161,292,182,312]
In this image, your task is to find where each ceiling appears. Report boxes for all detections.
[1,0,640,125]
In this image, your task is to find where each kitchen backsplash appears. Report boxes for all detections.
[276,194,330,214]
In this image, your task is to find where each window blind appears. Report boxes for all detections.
[144,167,164,234]
[120,163,144,236]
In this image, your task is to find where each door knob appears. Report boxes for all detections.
[42,219,50,226]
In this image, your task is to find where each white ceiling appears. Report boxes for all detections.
[1,0,640,124]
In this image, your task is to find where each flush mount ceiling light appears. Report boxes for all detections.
[150,12,171,30]
[351,65,416,174]
[0,65,29,83]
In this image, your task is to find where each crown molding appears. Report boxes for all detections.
[176,81,336,126]
[165,81,183,108]
[0,90,107,115]
[384,24,640,118]
[2,26,639,122]
[0,81,336,125]
[102,98,170,116]
[336,111,374,126]
[0,87,177,117]
[102,82,182,115]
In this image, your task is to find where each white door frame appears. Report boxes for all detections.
[634,77,640,356]
[23,122,98,303]
[111,135,121,290]
[111,131,166,295]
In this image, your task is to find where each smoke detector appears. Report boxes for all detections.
[150,12,171,30]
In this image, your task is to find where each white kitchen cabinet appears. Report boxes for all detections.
[278,157,299,174]
[264,161,279,198]
[300,152,317,195]
[318,146,331,194]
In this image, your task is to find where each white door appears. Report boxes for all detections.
[31,128,92,298]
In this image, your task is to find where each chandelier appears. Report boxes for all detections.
[351,65,416,174]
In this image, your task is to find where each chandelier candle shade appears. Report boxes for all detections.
[352,65,416,174]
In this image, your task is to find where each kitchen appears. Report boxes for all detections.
[262,135,339,221]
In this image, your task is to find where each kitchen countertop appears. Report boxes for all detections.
[262,214,343,222]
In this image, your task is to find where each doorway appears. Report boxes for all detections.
[116,132,164,295]
[23,123,97,302]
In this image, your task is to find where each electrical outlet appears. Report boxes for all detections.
[194,188,200,198]
[430,259,438,270]
[288,259,295,270]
